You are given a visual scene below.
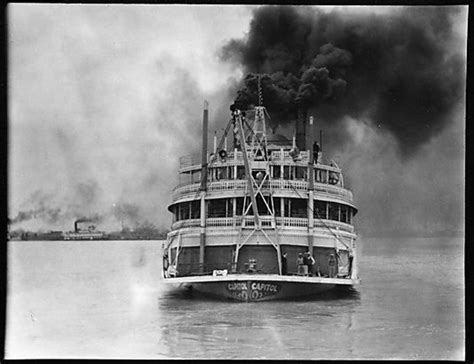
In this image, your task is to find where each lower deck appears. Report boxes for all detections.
[165,227,358,280]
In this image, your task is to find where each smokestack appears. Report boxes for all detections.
[296,108,306,151]
[74,220,78,232]
[199,100,209,273]
[306,115,314,151]
[200,101,209,192]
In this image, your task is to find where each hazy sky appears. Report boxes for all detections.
[8,4,466,235]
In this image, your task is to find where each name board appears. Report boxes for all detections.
[226,281,281,301]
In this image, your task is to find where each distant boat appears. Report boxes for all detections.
[63,220,105,240]
[63,231,105,240]
[162,84,360,301]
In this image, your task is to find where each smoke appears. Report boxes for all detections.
[8,5,247,232]
[75,214,103,224]
[111,202,141,226]
[8,5,465,237]
[222,6,465,157]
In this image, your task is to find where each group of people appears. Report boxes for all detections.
[296,251,318,276]
[281,250,338,277]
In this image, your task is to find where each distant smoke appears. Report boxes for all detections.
[9,190,63,224]
[9,181,105,226]
[222,6,464,156]
[111,202,141,226]
[75,213,103,224]
[10,208,61,224]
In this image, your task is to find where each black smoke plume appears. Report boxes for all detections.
[75,213,103,224]
[222,6,464,156]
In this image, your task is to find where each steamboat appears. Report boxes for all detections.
[162,90,360,302]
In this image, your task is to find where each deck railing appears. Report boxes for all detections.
[179,150,314,170]
[171,216,354,232]
[172,179,353,203]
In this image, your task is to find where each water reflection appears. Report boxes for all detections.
[156,286,361,359]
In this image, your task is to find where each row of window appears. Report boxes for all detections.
[172,198,353,224]
[179,165,341,186]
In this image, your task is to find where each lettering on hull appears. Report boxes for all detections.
[226,281,281,301]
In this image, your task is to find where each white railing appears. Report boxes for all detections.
[179,150,317,170]
[171,219,201,230]
[277,217,308,227]
[271,179,308,191]
[208,180,247,191]
[171,216,354,233]
[207,217,236,227]
[172,179,353,203]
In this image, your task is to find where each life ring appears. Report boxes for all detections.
[329,172,339,184]
[218,150,227,161]
[163,255,169,270]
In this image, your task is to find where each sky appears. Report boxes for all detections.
[8,4,466,236]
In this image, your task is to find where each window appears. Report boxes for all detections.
[237,166,246,180]
[217,167,228,180]
[296,166,306,180]
[181,202,190,220]
[256,195,273,215]
[284,198,291,217]
[316,169,327,183]
[208,199,227,218]
[314,201,327,219]
[272,165,281,179]
[283,166,290,180]
[236,197,253,215]
[291,198,307,218]
[328,203,339,221]
[340,205,348,223]
[190,200,200,219]
[274,198,281,217]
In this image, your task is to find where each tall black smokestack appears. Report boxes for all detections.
[200,101,209,192]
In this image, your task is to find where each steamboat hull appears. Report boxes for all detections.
[163,274,360,302]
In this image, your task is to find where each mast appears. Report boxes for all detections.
[233,108,260,228]
[231,75,282,274]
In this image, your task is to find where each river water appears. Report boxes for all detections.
[5,237,464,359]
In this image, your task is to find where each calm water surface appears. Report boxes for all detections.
[5,237,464,359]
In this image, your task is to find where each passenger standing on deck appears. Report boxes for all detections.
[302,252,309,276]
[307,251,315,276]
[328,254,337,278]
[297,253,304,276]
[281,252,288,275]
[313,141,320,164]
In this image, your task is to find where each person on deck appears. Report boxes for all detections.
[328,254,337,278]
[297,253,305,276]
[306,251,315,276]
[313,141,320,164]
[302,252,309,276]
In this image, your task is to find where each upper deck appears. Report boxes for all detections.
[172,149,354,207]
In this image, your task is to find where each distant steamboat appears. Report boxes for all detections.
[162,90,360,302]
